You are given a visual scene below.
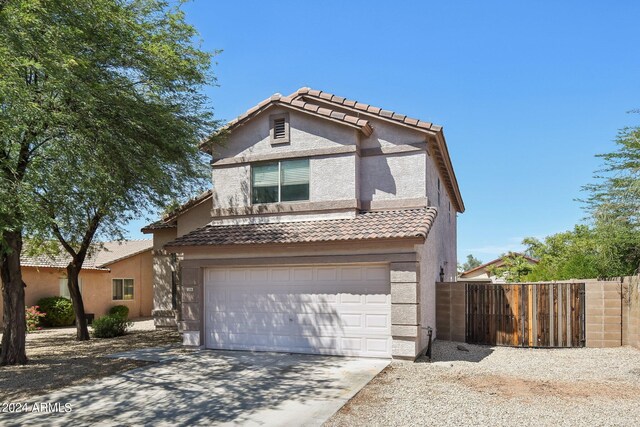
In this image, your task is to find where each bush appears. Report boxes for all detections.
[91,315,132,338]
[108,305,129,319]
[36,297,75,327]
[25,305,46,332]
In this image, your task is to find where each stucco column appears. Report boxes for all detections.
[180,266,203,347]
[151,251,177,328]
[390,261,420,359]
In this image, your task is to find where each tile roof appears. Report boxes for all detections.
[200,94,373,152]
[141,190,212,233]
[201,87,464,213]
[291,87,441,132]
[290,88,464,213]
[459,252,539,277]
[166,208,437,247]
[21,240,153,270]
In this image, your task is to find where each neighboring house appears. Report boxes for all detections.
[459,253,539,283]
[1,240,154,321]
[143,88,465,359]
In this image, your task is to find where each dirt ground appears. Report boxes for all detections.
[326,341,640,426]
[0,320,180,401]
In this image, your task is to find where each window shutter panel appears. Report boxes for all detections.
[281,160,309,185]
[252,164,279,187]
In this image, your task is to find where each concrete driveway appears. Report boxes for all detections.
[2,349,389,426]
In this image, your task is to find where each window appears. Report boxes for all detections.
[437,178,441,206]
[59,278,82,299]
[252,159,309,204]
[270,113,290,144]
[448,201,451,224]
[112,278,134,300]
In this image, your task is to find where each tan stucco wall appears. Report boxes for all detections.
[5,250,154,321]
[215,107,358,159]
[150,100,462,342]
[176,199,213,237]
[360,152,426,202]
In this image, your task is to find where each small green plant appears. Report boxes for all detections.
[36,297,75,327]
[91,315,132,338]
[108,305,129,319]
[25,305,46,332]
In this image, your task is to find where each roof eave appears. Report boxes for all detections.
[163,235,427,252]
[97,247,153,268]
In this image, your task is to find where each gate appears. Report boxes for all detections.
[465,283,585,347]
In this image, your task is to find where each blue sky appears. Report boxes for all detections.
[128,0,640,264]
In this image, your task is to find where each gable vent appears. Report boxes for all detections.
[273,118,286,139]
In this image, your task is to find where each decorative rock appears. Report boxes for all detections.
[457,344,470,352]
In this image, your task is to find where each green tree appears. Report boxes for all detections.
[459,254,483,273]
[1,0,216,363]
[486,253,534,283]
[583,123,640,230]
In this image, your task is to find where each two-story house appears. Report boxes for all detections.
[142,88,464,359]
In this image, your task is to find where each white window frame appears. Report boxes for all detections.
[59,277,82,299]
[112,278,135,301]
[251,159,309,205]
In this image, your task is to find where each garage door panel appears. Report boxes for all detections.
[340,267,363,281]
[316,267,338,281]
[292,267,313,281]
[365,294,390,304]
[366,338,391,354]
[205,265,391,358]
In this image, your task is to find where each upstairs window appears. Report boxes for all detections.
[252,159,309,204]
[437,178,441,206]
[270,113,290,144]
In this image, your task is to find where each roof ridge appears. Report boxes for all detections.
[290,87,439,131]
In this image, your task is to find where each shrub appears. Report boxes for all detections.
[108,305,129,319]
[91,315,132,338]
[36,297,75,327]
[25,305,46,332]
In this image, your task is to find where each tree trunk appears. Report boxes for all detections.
[67,264,89,341]
[0,230,28,365]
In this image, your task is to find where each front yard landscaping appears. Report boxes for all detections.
[326,341,640,426]
[0,320,180,401]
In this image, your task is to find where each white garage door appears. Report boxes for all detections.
[204,264,391,358]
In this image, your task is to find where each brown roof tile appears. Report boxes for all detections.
[209,94,373,139]
[142,190,212,233]
[22,240,152,270]
[166,208,437,248]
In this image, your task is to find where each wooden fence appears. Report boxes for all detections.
[466,283,585,347]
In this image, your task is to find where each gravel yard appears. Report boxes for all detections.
[326,341,640,427]
[0,319,180,401]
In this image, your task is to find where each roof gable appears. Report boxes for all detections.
[202,88,465,213]
[460,253,539,278]
[290,88,464,213]
[200,94,373,154]
[22,240,153,270]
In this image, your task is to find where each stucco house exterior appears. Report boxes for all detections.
[1,240,154,321]
[143,88,464,359]
[459,253,538,283]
